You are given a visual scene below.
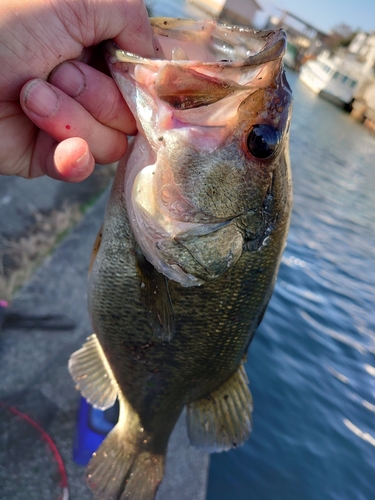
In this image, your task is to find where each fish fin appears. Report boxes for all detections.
[68,334,118,410]
[187,363,253,452]
[86,421,165,500]
[136,251,175,341]
[88,224,103,274]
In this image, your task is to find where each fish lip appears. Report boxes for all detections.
[105,40,142,63]
[104,26,287,68]
[203,27,287,68]
[241,29,287,66]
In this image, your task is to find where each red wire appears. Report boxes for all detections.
[0,403,69,500]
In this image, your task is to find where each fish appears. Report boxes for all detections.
[68,18,293,500]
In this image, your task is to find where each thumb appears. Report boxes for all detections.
[75,0,157,58]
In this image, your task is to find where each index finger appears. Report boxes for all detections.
[110,1,156,57]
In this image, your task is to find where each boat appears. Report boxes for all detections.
[299,51,362,107]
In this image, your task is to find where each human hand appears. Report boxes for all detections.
[0,0,156,181]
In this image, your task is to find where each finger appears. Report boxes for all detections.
[20,79,128,165]
[0,100,35,177]
[49,61,136,135]
[54,137,95,182]
[29,132,95,182]
[100,1,157,58]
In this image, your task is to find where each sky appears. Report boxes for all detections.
[259,0,375,34]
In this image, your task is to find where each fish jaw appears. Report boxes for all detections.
[107,20,292,286]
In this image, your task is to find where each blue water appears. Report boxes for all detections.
[207,71,375,500]
[147,2,375,497]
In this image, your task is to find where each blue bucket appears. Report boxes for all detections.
[73,397,119,466]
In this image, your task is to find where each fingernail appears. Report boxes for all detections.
[57,144,94,182]
[76,144,92,169]
[49,62,86,98]
[24,80,59,117]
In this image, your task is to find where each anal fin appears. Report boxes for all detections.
[68,333,118,410]
[187,363,253,452]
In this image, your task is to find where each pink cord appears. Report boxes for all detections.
[0,403,69,500]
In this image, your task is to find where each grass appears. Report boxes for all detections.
[0,203,82,302]
[0,163,117,302]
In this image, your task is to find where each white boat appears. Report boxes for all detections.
[299,51,363,106]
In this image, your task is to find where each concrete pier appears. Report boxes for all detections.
[0,181,209,500]
[351,79,375,129]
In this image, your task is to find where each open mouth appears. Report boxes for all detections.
[106,19,286,67]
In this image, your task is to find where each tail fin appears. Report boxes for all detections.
[86,423,165,500]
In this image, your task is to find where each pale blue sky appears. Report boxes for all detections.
[261,0,375,33]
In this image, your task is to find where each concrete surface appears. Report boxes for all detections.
[0,182,209,500]
[0,166,114,241]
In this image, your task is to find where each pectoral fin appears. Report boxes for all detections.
[136,251,175,341]
[186,364,253,452]
[68,334,118,410]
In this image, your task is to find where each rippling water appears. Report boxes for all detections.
[148,3,375,497]
[207,70,375,500]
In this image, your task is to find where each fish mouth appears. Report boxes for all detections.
[106,19,286,68]
[105,20,288,115]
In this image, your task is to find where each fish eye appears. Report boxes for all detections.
[247,124,280,159]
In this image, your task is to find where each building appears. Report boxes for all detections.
[267,10,328,70]
[187,0,226,18]
[348,32,375,74]
[218,0,261,28]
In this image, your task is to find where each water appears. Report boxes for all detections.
[207,70,375,500]
[147,2,375,497]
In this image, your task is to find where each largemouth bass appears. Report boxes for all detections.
[69,18,292,500]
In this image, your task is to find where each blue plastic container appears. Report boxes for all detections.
[73,397,119,466]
